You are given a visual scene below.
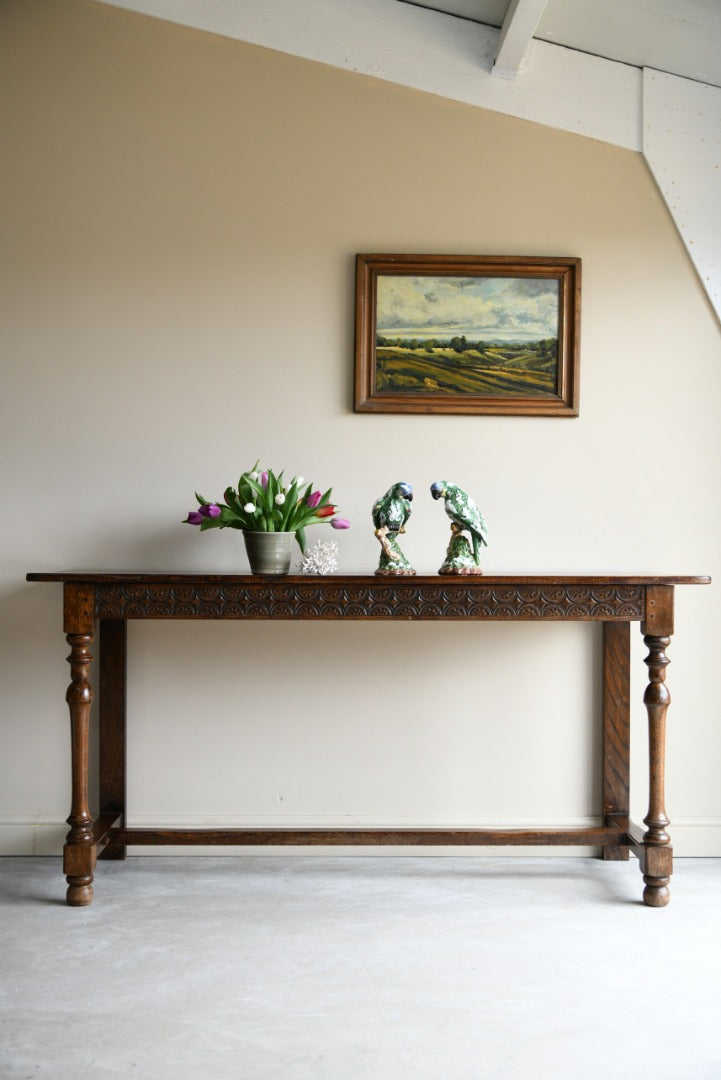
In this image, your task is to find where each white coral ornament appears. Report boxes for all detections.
[300,540,339,575]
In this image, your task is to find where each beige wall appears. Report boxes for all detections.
[2,0,719,855]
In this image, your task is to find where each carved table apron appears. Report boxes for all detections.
[26,573,710,907]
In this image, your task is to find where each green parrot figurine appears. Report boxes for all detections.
[430,481,488,575]
[372,481,416,576]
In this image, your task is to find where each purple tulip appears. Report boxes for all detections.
[330,517,350,530]
[306,490,322,509]
[200,503,221,518]
[260,471,269,489]
[186,511,204,525]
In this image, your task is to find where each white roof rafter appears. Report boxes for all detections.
[492,0,549,79]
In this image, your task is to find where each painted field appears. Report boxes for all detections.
[375,344,557,397]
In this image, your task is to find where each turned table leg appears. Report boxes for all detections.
[63,584,96,906]
[640,586,674,908]
[64,633,95,905]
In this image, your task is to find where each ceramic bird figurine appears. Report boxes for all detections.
[430,480,488,575]
[372,481,416,576]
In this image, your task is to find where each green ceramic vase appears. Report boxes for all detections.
[243,531,295,575]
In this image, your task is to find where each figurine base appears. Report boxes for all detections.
[438,533,483,576]
[375,532,415,576]
[438,566,484,575]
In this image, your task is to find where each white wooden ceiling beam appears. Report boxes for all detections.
[492,0,549,79]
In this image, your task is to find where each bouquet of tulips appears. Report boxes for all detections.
[184,463,349,553]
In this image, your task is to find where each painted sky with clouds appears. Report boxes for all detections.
[376,275,559,343]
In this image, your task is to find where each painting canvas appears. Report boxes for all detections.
[354,254,581,416]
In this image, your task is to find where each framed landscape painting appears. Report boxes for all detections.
[354,254,581,416]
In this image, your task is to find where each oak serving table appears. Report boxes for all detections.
[26,572,709,908]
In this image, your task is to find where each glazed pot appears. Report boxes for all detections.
[243,531,295,575]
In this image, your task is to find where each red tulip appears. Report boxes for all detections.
[316,505,336,518]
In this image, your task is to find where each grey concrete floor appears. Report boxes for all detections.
[1,856,720,1080]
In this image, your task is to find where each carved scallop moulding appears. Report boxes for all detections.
[93,581,646,620]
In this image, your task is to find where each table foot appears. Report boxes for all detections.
[643,875,670,907]
[63,838,96,906]
[66,877,94,906]
[639,840,673,907]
